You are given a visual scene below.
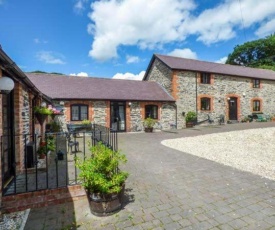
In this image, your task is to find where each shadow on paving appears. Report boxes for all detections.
[23,122,275,230]
[24,201,79,230]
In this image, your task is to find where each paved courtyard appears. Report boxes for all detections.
[24,122,275,230]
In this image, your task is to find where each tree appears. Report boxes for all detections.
[226,34,275,71]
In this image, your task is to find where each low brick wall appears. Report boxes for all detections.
[2,185,86,213]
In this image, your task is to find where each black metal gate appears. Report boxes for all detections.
[1,124,117,196]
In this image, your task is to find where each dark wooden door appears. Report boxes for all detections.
[229,97,238,120]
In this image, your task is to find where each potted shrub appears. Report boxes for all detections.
[143,117,157,132]
[81,119,91,131]
[37,145,47,159]
[185,111,197,128]
[75,142,129,216]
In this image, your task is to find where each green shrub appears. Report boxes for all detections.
[75,142,128,194]
[143,117,157,128]
[81,119,91,125]
[185,111,197,122]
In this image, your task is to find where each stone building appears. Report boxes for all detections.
[0,47,51,215]
[144,54,275,128]
[26,73,176,132]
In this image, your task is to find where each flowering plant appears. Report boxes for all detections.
[34,106,53,115]
[34,105,62,115]
[48,105,62,115]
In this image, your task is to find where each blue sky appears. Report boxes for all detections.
[0,0,274,80]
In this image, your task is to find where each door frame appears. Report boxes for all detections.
[1,92,15,187]
[226,95,240,121]
[110,101,126,132]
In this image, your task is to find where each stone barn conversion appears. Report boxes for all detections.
[144,54,275,128]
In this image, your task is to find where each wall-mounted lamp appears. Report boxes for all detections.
[0,76,15,94]
[41,101,47,108]
[242,92,246,97]
[59,101,65,106]
[227,97,230,101]
[128,102,132,106]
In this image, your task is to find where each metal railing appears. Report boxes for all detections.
[1,124,118,196]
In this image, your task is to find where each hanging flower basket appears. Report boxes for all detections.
[35,113,48,126]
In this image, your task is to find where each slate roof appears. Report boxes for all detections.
[144,54,275,80]
[26,73,174,101]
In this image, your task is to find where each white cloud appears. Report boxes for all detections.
[126,55,140,63]
[87,0,275,61]
[112,71,145,81]
[69,72,89,77]
[181,0,275,44]
[215,56,228,64]
[168,48,197,59]
[74,0,88,13]
[34,38,48,44]
[36,51,66,64]
[88,0,195,61]
[255,18,275,37]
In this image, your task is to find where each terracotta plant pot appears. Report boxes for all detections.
[39,153,46,159]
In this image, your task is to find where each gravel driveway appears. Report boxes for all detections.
[162,127,275,181]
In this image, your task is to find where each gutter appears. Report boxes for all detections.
[0,47,51,102]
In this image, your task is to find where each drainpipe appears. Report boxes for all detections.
[195,73,198,122]
[176,103,178,129]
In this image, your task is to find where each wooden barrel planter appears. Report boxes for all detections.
[87,184,125,216]
[186,122,194,128]
[144,127,153,132]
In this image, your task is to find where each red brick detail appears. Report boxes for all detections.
[125,101,131,132]
[250,79,262,89]
[2,185,86,213]
[225,94,241,121]
[171,71,179,100]
[197,94,214,112]
[197,73,214,85]
[105,101,110,128]
[251,97,263,112]
[64,100,93,123]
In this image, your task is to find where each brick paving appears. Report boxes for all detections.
[24,122,275,230]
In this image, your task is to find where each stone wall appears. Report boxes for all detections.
[176,71,197,128]
[145,59,173,94]
[93,101,107,126]
[161,103,177,130]
[129,102,143,132]
[146,58,275,127]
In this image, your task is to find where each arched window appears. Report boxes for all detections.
[71,104,88,121]
[201,97,211,111]
[145,105,158,119]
